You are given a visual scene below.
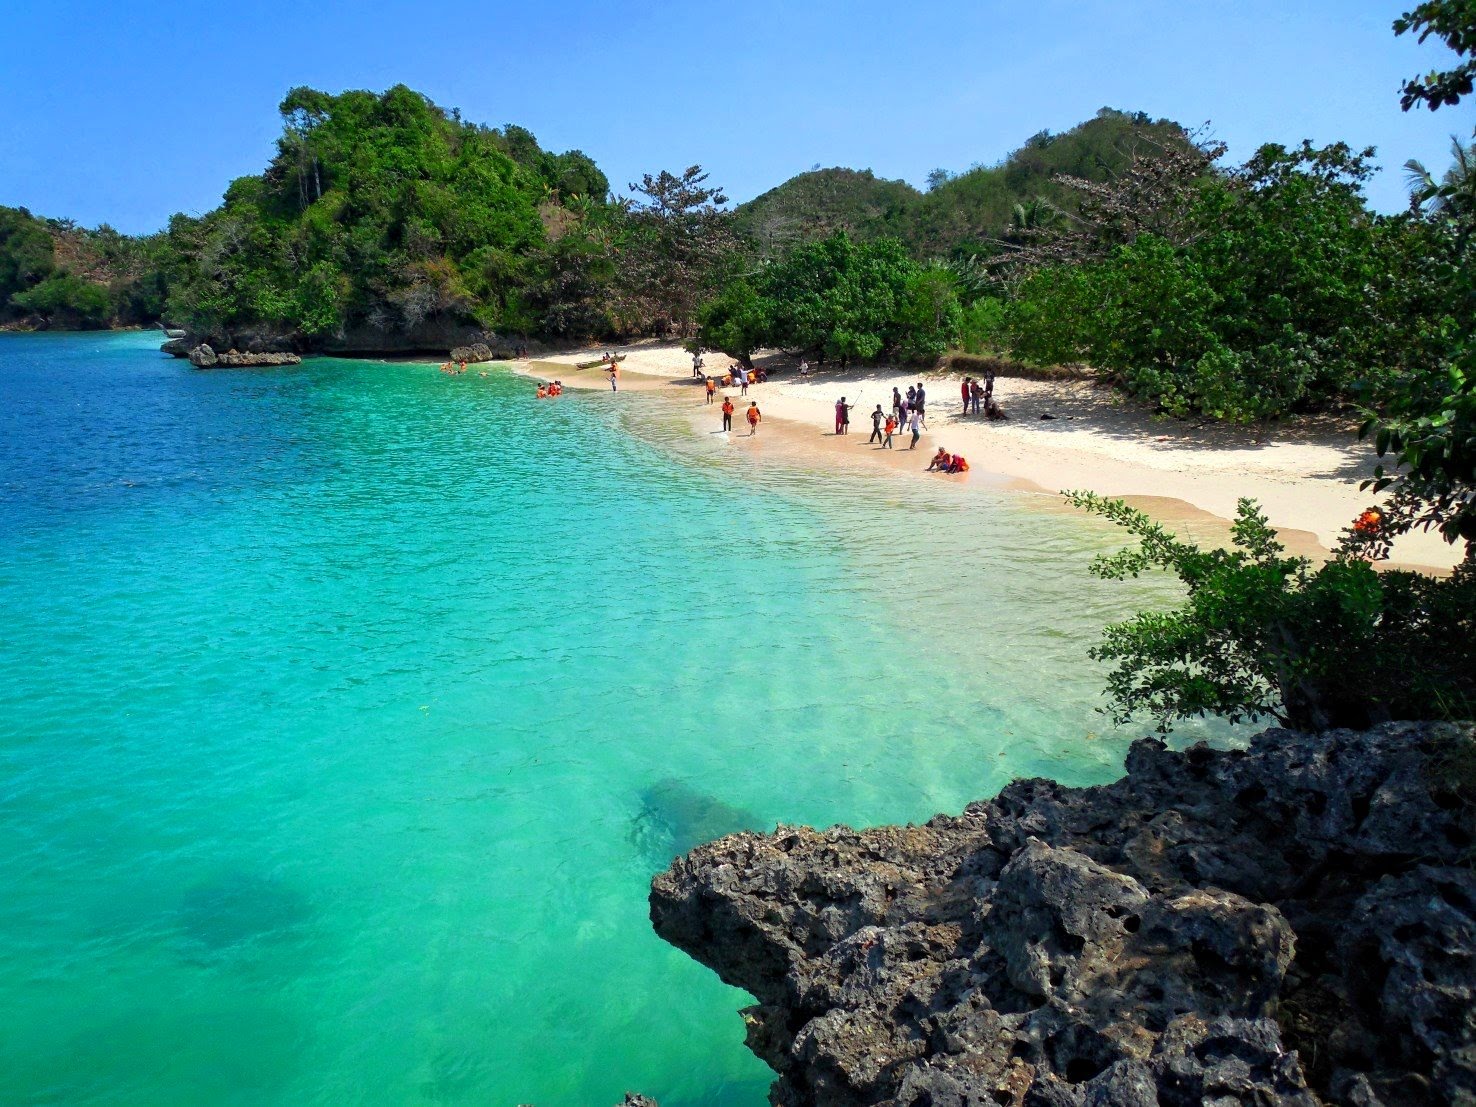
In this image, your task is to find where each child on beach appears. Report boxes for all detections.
[882,414,896,449]
[746,402,761,434]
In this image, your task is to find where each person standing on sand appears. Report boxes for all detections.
[721,396,734,432]
[891,387,903,423]
[868,404,885,444]
[882,413,896,449]
[607,362,619,391]
[961,376,971,414]
[907,409,922,450]
[746,402,761,435]
[693,351,704,378]
[970,377,983,415]
[706,377,716,404]
[835,397,855,435]
[983,363,996,404]
[906,384,916,412]
[740,368,750,397]
[915,382,927,428]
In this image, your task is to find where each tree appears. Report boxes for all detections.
[1394,1,1476,110]
[614,166,740,336]
[1404,135,1476,217]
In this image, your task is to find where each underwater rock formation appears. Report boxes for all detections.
[651,722,1476,1106]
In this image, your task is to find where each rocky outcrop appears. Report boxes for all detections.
[449,342,495,364]
[187,344,302,369]
[651,723,1476,1106]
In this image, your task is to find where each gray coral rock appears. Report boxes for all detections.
[651,722,1476,1106]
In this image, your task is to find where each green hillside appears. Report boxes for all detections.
[734,108,1195,259]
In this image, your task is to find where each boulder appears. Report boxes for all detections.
[449,342,495,364]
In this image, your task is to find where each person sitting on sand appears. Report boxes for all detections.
[705,377,716,404]
[746,402,761,434]
[947,454,969,473]
[798,358,811,377]
[927,447,951,472]
[721,396,734,432]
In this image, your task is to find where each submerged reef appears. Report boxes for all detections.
[652,722,1476,1106]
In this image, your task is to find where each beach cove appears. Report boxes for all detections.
[0,331,1251,1105]
[520,344,1464,574]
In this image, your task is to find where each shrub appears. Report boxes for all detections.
[1068,491,1476,732]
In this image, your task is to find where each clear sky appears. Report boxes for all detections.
[2,0,1471,234]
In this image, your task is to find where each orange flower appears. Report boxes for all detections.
[1353,509,1382,535]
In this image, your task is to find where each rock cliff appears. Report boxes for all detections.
[651,723,1476,1106]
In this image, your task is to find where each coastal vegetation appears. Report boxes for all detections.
[1070,0,1475,736]
[0,206,167,329]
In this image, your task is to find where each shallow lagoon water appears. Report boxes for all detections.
[0,332,1223,1105]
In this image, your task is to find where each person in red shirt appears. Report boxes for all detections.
[721,396,734,432]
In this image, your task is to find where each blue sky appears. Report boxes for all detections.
[1,0,1471,233]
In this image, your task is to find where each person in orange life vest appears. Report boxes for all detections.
[721,396,734,431]
[746,402,761,434]
[536,385,548,399]
[705,377,716,404]
[882,414,896,449]
[927,448,951,472]
[948,454,969,473]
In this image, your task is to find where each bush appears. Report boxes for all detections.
[1068,491,1476,732]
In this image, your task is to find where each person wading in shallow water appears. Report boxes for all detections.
[746,402,761,435]
[721,396,734,432]
[868,404,885,444]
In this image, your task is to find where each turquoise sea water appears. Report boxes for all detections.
[0,331,1218,1106]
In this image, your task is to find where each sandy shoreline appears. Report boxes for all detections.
[514,343,1460,573]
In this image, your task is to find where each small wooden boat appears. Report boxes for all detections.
[575,353,626,370]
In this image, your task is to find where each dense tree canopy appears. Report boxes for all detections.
[162,85,610,342]
[699,232,959,366]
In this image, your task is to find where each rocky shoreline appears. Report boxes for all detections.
[651,723,1475,1106]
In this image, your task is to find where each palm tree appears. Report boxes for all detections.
[1404,135,1475,217]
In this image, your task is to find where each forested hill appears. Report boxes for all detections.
[160,85,611,349]
[734,108,1195,258]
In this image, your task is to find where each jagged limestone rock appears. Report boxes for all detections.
[652,723,1476,1106]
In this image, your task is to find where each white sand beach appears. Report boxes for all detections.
[518,344,1461,573]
